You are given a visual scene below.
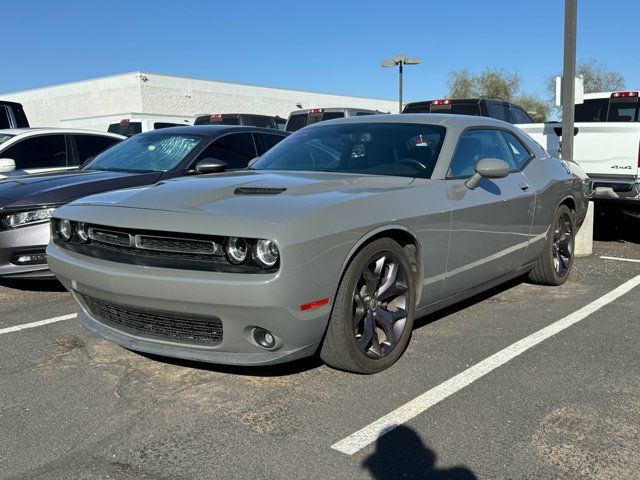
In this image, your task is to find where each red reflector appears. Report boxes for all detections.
[309,108,324,114]
[300,298,330,311]
[120,119,130,124]
[431,100,451,106]
[211,114,222,119]
[611,91,639,98]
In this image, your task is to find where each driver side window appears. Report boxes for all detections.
[448,129,511,177]
[194,133,257,170]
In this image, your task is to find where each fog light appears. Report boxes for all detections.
[12,253,47,265]
[253,328,276,349]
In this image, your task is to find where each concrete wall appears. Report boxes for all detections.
[1,72,397,131]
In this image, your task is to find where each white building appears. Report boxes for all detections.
[0,72,397,131]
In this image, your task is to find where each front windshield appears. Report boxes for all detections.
[252,123,446,179]
[0,134,15,146]
[84,132,203,173]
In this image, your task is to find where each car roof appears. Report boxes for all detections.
[0,127,125,138]
[302,113,513,129]
[151,125,290,136]
[194,113,279,118]
[288,108,383,115]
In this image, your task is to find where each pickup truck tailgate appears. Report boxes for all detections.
[518,122,640,177]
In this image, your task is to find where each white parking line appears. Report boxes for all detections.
[601,255,640,264]
[331,273,640,455]
[0,313,77,336]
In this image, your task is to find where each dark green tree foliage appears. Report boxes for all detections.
[447,68,548,122]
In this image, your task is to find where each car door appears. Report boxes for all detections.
[443,128,535,295]
[190,132,258,170]
[0,134,72,175]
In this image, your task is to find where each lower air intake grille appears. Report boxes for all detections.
[82,295,223,345]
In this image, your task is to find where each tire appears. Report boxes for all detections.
[320,238,416,374]
[528,205,575,286]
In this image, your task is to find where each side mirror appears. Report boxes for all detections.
[465,158,510,190]
[0,158,16,173]
[247,156,260,168]
[195,158,228,174]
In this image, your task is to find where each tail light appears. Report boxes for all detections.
[611,91,639,98]
[431,100,451,106]
[120,119,130,124]
[210,114,222,119]
[309,108,324,114]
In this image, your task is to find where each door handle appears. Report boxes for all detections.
[519,182,530,191]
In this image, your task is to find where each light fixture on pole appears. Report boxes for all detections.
[381,55,422,113]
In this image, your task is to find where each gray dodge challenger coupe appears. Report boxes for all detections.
[47,114,589,373]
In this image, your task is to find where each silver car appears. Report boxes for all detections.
[47,114,589,373]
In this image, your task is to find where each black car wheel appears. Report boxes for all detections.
[320,238,416,374]
[529,204,575,286]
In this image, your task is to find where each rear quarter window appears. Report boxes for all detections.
[286,114,307,132]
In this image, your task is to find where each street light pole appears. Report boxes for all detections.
[381,55,422,113]
[398,60,403,114]
[561,0,578,162]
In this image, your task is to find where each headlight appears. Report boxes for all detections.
[77,222,89,243]
[254,239,279,268]
[1,208,56,228]
[225,237,248,264]
[58,219,72,241]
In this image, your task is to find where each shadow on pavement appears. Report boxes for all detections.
[362,425,477,479]
[594,204,640,243]
[135,350,323,377]
[0,278,66,292]
[413,275,526,331]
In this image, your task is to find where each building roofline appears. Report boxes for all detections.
[1,71,396,103]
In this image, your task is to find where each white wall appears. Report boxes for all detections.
[1,72,397,131]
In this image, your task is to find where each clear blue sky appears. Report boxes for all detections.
[2,0,635,101]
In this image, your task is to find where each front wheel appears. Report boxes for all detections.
[320,238,416,374]
[528,204,575,286]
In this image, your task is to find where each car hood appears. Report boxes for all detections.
[70,170,416,222]
[0,169,162,210]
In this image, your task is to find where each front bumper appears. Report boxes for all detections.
[0,222,53,279]
[47,242,335,366]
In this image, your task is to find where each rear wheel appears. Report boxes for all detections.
[528,205,575,286]
[320,239,416,374]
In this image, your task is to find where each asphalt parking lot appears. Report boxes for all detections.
[1,214,639,480]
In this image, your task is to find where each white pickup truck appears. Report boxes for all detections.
[518,91,640,217]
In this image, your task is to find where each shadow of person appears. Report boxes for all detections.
[362,425,477,480]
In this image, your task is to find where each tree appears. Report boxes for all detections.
[515,93,551,123]
[447,68,548,121]
[447,68,521,101]
[546,58,626,97]
[447,69,476,98]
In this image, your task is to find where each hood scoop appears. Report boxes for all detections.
[234,187,287,195]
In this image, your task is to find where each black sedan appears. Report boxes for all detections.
[0,126,288,278]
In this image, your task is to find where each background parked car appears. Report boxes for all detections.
[403,98,534,124]
[0,100,30,129]
[194,113,286,130]
[107,116,192,137]
[0,129,124,178]
[285,107,387,132]
[0,125,288,279]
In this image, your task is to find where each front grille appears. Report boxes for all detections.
[135,234,220,255]
[82,295,223,345]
